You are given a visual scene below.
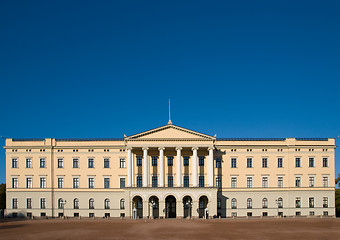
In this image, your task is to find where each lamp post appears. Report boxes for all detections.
[62,200,67,219]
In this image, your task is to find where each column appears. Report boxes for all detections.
[192,200,199,219]
[208,147,214,187]
[127,147,132,187]
[176,147,182,187]
[177,200,184,218]
[131,153,134,186]
[159,147,165,187]
[143,147,149,187]
[192,147,198,187]
[159,200,166,218]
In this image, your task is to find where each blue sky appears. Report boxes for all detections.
[0,0,339,184]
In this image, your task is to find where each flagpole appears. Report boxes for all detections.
[168,99,172,124]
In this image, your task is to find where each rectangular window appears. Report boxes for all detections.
[12,158,18,168]
[216,176,222,188]
[262,177,268,188]
[309,177,314,187]
[136,156,142,166]
[12,178,18,188]
[295,197,301,208]
[215,158,221,168]
[88,178,95,188]
[168,175,173,187]
[199,156,205,166]
[231,158,237,168]
[12,198,18,209]
[323,177,328,187]
[295,177,301,187]
[183,175,189,187]
[309,197,314,208]
[295,157,301,167]
[277,158,283,168]
[26,158,32,168]
[323,158,328,167]
[88,158,94,168]
[152,156,158,167]
[27,198,32,209]
[152,176,158,187]
[26,177,32,188]
[167,156,173,166]
[120,178,125,188]
[73,158,79,168]
[73,178,79,188]
[323,197,328,208]
[309,157,314,167]
[120,158,126,168]
[262,158,267,168]
[231,177,237,188]
[40,177,46,188]
[104,158,110,168]
[183,156,189,166]
[323,211,328,216]
[58,177,64,188]
[277,177,284,188]
[247,158,252,168]
[104,178,110,189]
[199,175,205,187]
[247,177,253,188]
[40,198,46,209]
[136,176,142,187]
[57,158,63,168]
[40,158,46,168]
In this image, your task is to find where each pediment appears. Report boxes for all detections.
[125,124,215,141]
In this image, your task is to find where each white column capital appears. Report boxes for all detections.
[142,147,149,151]
[192,147,199,151]
[158,147,165,151]
[175,147,182,151]
[208,146,214,151]
[126,147,133,151]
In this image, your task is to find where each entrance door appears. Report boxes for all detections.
[165,195,176,218]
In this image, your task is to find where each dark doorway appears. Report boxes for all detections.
[132,196,143,218]
[165,195,176,218]
[149,196,159,219]
[199,196,208,218]
[183,196,192,218]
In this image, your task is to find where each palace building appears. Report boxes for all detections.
[5,123,336,218]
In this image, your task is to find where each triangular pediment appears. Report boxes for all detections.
[125,124,215,141]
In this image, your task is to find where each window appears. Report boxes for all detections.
[26,158,32,168]
[120,199,125,209]
[40,198,46,209]
[168,175,173,187]
[323,211,328,216]
[57,158,63,168]
[12,198,18,209]
[74,198,79,209]
[231,198,237,209]
[247,177,253,188]
[199,156,205,166]
[307,176,314,187]
[12,178,18,188]
[247,158,252,168]
[12,158,18,168]
[231,158,237,168]
[73,158,79,168]
[247,198,252,209]
[183,175,189,187]
[199,176,205,187]
[73,177,79,188]
[119,158,125,168]
[120,178,125,188]
[323,158,328,167]
[26,177,33,188]
[136,176,142,187]
[323,177,329,187]
[295,157,301,167]
[323,197,328,208]
[217,198,221,209]
[40,177,46,188]
[58,198,64,209]
[231,177,237,188]
[152,156,158,167]
[262,198,268,208]
[296,212,301,216]
[89,198,95,209]
[27,198,32,209]
[104,178,110,189]
[58,177,64,188]
[309,211,314,216]
[277,177,284,188]
[309,197,314,208]
[167,156,173,166]
[295,197,301,208]
[88,178,95,188]
[40,158,46,168]
[309,157,314,167]
[152,176,158,187]
[262,177,268,188]
[136,156,142,166]
[216,158,222,168]
[104,199,110,209]
[262,212,268,217]
[104,158,110,168]
[295,177,301,187]
[262,158,267,168]
[277,197,283,208]
[216,176,222,188]
[277,158,283,168]
[88,158,94,168]
[183,156,189,166]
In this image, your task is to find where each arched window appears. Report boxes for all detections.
[74,198,79,209]
[217,198,221,209]
[247,198,252,209]
[231,198,237,209]
[58,198,64,209]
[120,199,125,210]
[262,198,268,208]
[104,198,110,209]
[89,198,95,209]
[277,197,283,208]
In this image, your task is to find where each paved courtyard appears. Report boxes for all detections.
[0,218,339,240]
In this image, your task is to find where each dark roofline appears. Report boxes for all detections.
[12,138,124,142]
